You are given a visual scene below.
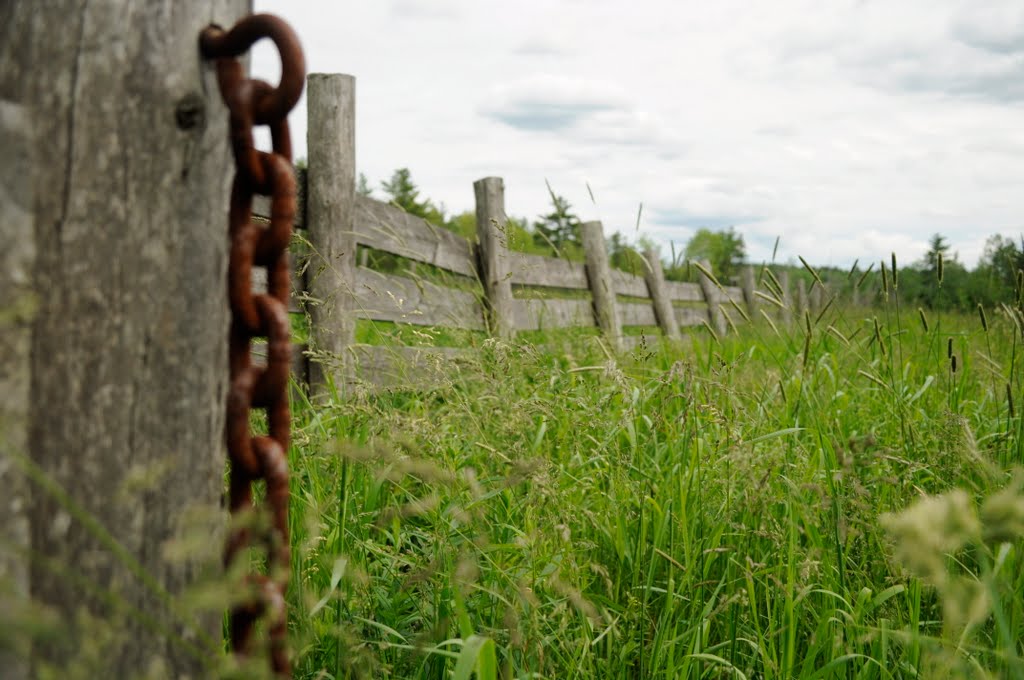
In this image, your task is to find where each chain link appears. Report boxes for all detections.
[199,14,304,677]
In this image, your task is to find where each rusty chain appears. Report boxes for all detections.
[199,14,304,677]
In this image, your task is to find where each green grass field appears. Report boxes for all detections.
[275,290,1024,679]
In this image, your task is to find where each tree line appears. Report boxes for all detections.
[360,167,1023,312]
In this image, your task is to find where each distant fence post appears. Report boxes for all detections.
[778,269,793,325]
[697,259,728,337]
[741,266,759,319]
[473,177,514,339]
[306,73,356,396]
[810,284,823,315]
[581,221,622,351]
[643,248,681,341]
[796,278,808,318]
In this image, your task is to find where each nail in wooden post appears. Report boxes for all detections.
[581,221,622,351]
[473,177,514,339]
[643,248,681,341]
[778,269,793,325]
[306,73,356,397]
[696,259,728,337]
[741,265,758,320]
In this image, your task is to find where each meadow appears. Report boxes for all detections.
[275,281,1024,679]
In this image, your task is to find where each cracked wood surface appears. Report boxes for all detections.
[0,1,246,674]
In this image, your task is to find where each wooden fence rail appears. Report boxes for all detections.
[255,73,842,393]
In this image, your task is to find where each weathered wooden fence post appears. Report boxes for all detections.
[741,266,759,319]
[778,269,793,325]
[643,248,681,341]
[306,73,357,396]
[581,221,622,351]
[0,2,244,674]
[696,259,728,337]
[810,283,824,315]
[474,177,514,339]
[0,99,33,680]
[796,278,809,317]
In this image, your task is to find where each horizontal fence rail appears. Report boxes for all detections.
[253,73,847,393]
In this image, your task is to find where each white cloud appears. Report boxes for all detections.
[480,74,629,131]
[253,0,1024,268]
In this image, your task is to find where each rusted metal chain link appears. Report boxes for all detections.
[199,14,304,677]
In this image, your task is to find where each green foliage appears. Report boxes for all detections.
[275,296,1024,678]
[683,227,746,281]
[356,172,372,197]
[381,168,446,226]
[607,232,652,275]
[533,192,583,259]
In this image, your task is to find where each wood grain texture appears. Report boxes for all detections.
[0,99,33,680]
[611,269,650,298]
[0,2,243,673]
[619,301,658,327]
[306,73,357,394]
[696,259,728,336]
[353,267,485,330]
[778,269,793,325]
[643,248,681,340]
[507,252,589,289]
[664,280,704,302]
[351,344,468,388]
[474,177,514,338]
[511,298,596,331]
[674,306,711,327]
[354,195,477,278]
[741,266,758,318]
[581,221,622,350]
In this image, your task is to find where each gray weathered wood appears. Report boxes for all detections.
[353,267,485,330]
[351,345,467,389]
[581,221,622,350]
[643,248,681,340]
[796,277,808,316]
[306,73,357,395]
[674,306,711,327]
[810,283,823,315]
[510,298,596,331]
[0,3,243,673]
[619,301,658,327]
[723,286,745,305]
[664,280,705,303]
[507,252,588,289]
[611,269,650,298]
[741,266,759,318]
[696,259,728,336]
[778,269,793,325]
[354,195,476,277]
[474,177,514,338]
[0,99,33,680]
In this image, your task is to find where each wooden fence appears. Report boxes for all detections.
[255,74,822,392]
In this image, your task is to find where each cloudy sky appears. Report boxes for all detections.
[252,0,1024,269]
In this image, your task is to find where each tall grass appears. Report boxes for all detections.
[280,285,1024,678]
